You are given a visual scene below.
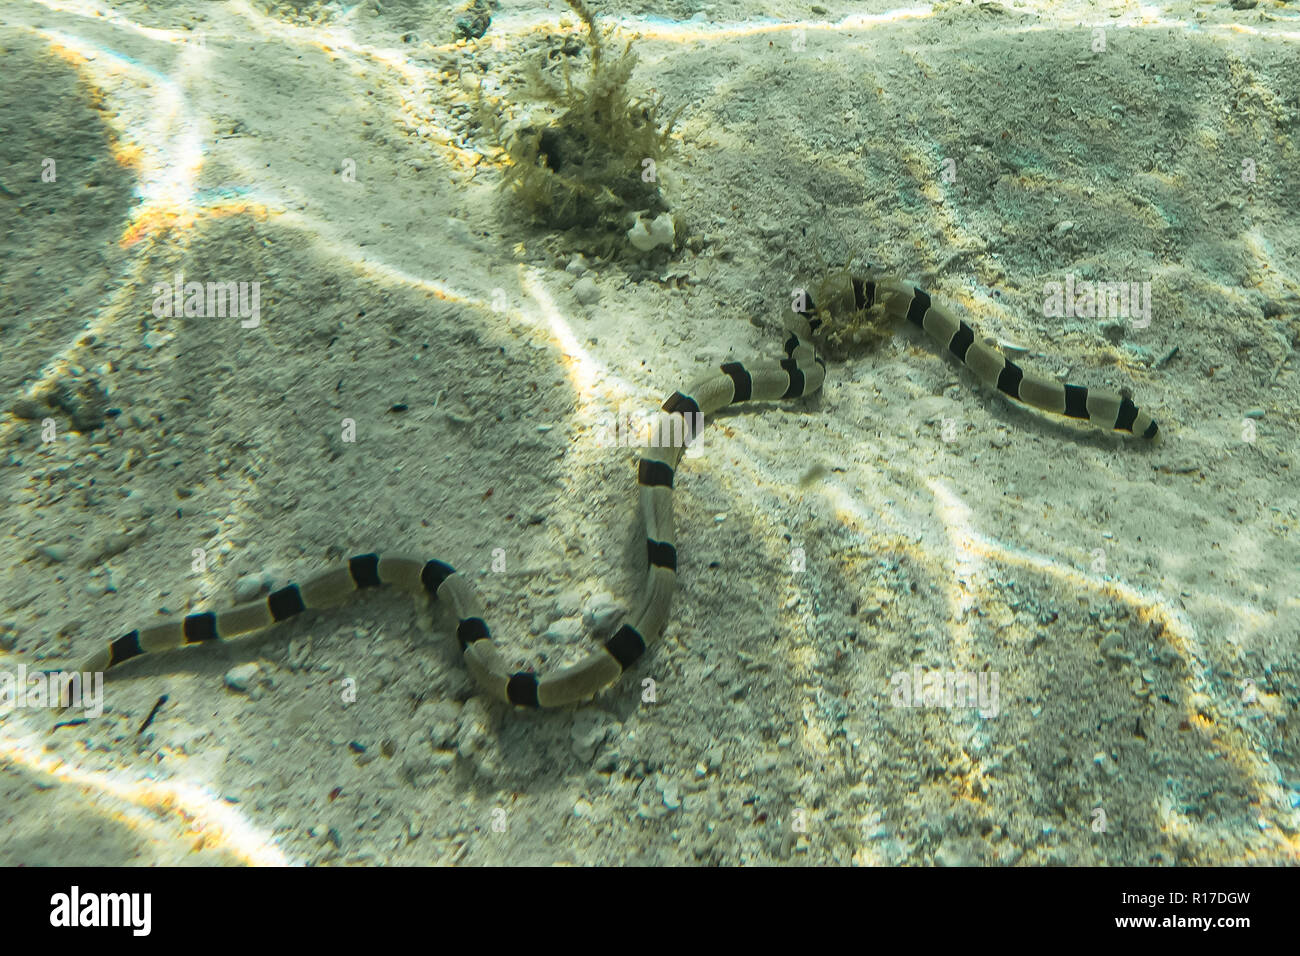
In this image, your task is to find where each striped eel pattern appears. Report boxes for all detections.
[863,276,1158,438]
[74,275,1156,709]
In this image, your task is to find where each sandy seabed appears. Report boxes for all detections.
[1,0,1298,865]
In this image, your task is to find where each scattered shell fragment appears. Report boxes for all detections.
[627,212,675,252]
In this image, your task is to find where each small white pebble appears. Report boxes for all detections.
[584,592,622,633]
[662,782,681,810]
[545,616,583,644]
[233,572,272,603]
[225,662,260,693]
[38,545,68,563]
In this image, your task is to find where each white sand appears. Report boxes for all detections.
[1,0,1297,865]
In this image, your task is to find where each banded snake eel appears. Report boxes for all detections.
[72,274,1158,709]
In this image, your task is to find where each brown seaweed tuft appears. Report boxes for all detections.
[484,0,679,248]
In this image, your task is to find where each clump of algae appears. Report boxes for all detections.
[799,270,895,361]
[484,0,680,250]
